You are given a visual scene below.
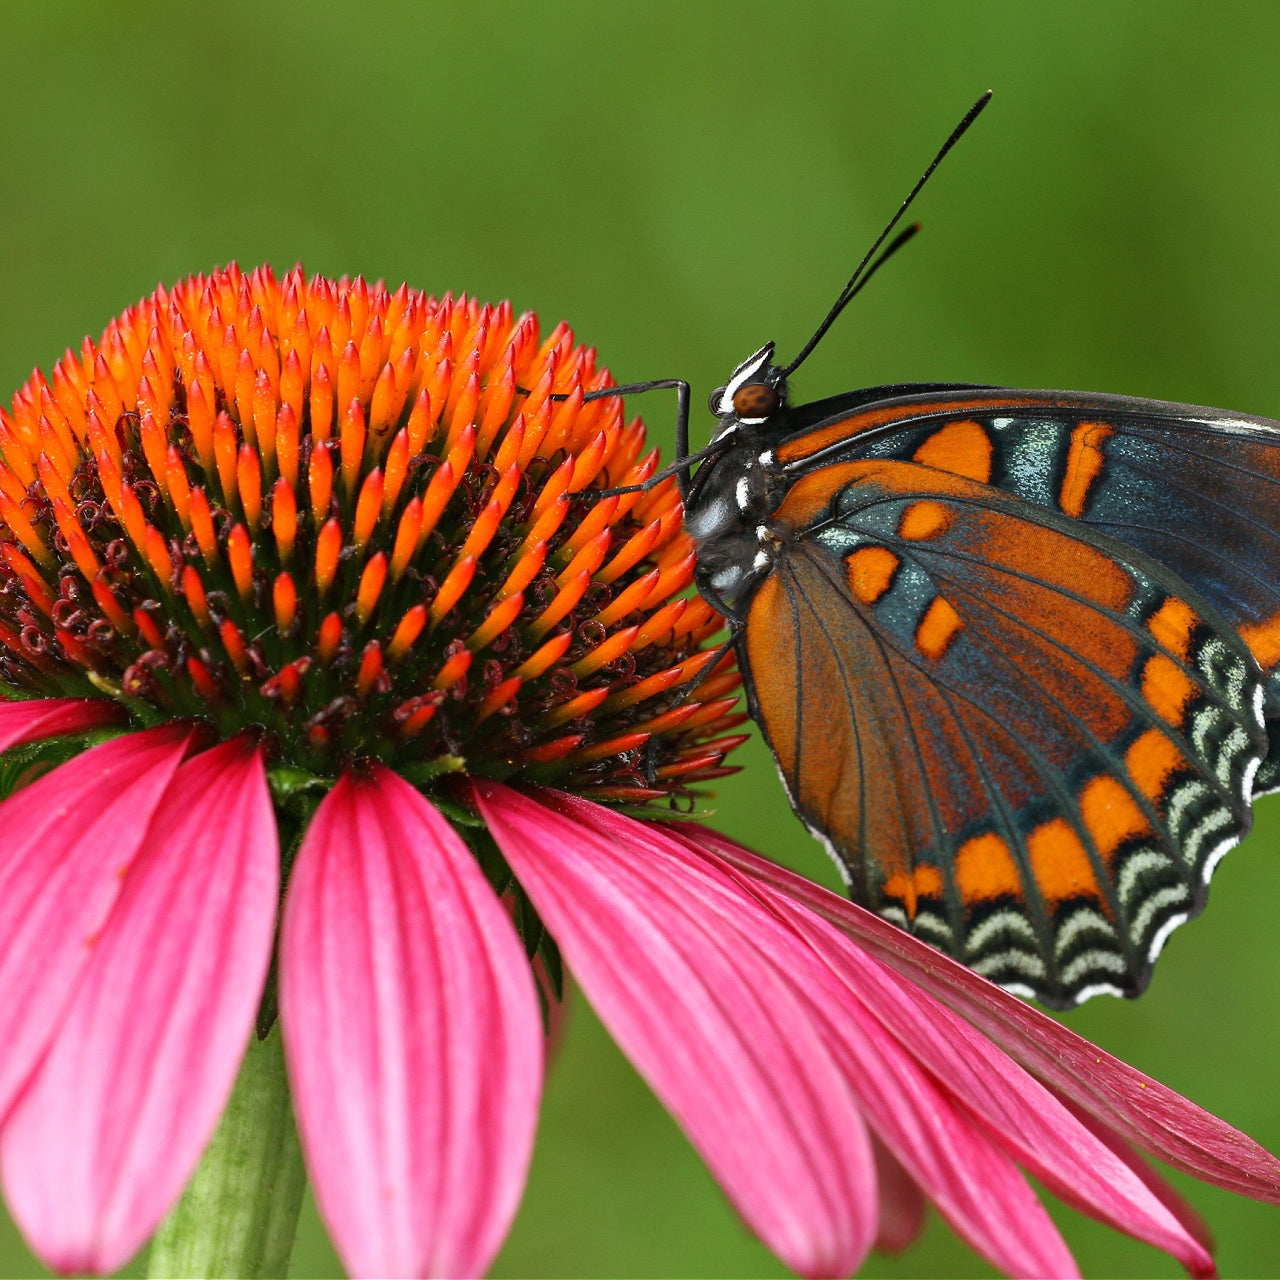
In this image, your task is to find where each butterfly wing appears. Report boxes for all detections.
[774,387,1280,789]
[742,457,1266,1007]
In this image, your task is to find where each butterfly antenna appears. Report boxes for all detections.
[781,90,992,378]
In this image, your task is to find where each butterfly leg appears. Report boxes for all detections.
[581,379,693,499]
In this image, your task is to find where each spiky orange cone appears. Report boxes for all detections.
[0,264,742,795]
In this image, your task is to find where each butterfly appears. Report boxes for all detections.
[596,92,1280,1008]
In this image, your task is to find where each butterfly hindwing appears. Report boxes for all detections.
[742,457,1266,1007]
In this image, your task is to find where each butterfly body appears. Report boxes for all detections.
[681,355,1280,1007]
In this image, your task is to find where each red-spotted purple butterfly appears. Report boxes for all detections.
[594,92,1278,1008]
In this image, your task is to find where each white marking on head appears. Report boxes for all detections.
[715,342,775,416]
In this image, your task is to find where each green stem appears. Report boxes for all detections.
[146,1027,307,1279]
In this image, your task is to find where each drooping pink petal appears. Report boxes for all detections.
[588,800,1078,1278]
[1053,1087,1216,1257]
[0,738,279,1276]
[869,1137,926,1255]
[475,780,880,1280]
[813,976,1076,1277]
[0,725,190,1122]
[280,765,543,1280]
[727,859,1214,1277]
[0,696,123,754]
[666,815,1215,1271]
[689,823,1280,1207]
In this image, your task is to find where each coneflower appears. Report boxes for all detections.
[0,266,1274,1279]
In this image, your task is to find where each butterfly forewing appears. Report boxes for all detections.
[743,457,1266,1008]
[775,388,1280,789]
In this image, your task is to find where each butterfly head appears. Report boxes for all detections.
[708,342,789,432]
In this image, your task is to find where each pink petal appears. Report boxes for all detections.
[726,858,1213,1277]
[510,804,1222,1275]
[0,697,123,753]
[0,726,190,1121]
[869,1137,925,1255]
[280,765,543,1280]
[514,791,1089,1276]
[475,781,880,1280]
[816,996,1074,1277]
[689,824,1280,1206]
[567,803,1189,1277]
[0,739,279,1276]
[1054,1088,1216,1258]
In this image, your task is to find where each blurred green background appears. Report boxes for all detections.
[3,2,1280,1276]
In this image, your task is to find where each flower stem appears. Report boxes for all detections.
[146,1027,306,1279]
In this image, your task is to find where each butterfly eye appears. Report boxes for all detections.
[732,382,781,419]
[708,386,728,415]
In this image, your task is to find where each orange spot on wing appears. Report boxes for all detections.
[1125,729,1187,806]
[1080,774,1151,859]
[846,546,899,604]
[882,872,912,914]
[915,865,943,897]
[911,419,993,483]
[1141,653,1198,728]
[1027,817,1103,907]
[882,864,944,920]
[955,832,1021,902]
[1059,422,1113,518]
[915,596,963,660]
[1240,609,1280,672]
[897,499,953,540]
[1146,596,1198,661]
